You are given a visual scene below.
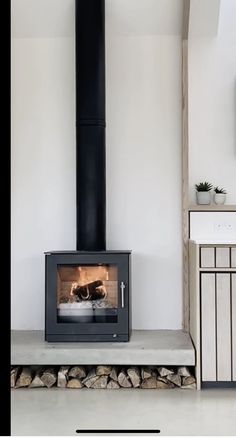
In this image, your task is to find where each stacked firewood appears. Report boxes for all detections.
[11,365,196,389]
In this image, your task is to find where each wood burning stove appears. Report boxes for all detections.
[45,251,131,341]
[45,0,131,342]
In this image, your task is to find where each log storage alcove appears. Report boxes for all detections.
[11,364,196,389]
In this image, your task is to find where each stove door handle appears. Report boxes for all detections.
[120,281,125,308]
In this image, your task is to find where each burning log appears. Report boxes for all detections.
[71,281,107,301]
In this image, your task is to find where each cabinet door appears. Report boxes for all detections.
[216,274,231,381]
[201,274,216,381]
[232,274,236,381]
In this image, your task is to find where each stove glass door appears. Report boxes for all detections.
[57,264,118,324]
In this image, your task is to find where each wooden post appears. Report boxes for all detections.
[182,0,190,330]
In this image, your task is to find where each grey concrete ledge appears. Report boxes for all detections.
[11,330,195,366]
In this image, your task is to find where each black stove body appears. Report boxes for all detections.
[45,0,131,342]
[45,251,131,342]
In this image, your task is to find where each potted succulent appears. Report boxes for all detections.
[214,186,227,205]
[195,181,213,205]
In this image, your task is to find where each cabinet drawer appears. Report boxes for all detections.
[231,248,236,268]
[216,248,230,268]
[200,247,236,268]
[200,248,215,267]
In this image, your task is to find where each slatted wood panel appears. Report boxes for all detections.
[182,38,189,331]
[231,248,236,268]
[189,241,201,389]
[232,274,236,381]
[216,248,230,268]
[216,274,231,381]
[201,274,216,381]
[200,248,215,268]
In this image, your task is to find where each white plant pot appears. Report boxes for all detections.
[214,193,226,205]
[196,191,211,205]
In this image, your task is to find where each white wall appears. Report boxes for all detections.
[11,38,76,329]
[12,0,236,330]
[106,35,182,329]
[11,4,182,330]
[189,0,236,204]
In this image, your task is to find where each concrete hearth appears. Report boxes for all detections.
[11,330,195,366]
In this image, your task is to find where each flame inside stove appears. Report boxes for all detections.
[57,264,117,307]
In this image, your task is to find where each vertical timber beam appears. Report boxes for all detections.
[182,0,190,330]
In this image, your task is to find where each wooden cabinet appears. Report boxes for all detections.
[189,242,236,389]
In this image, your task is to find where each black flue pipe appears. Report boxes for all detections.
[75,0,106,251]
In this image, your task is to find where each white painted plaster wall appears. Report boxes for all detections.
[106,35,182,329]
[189,0,236,204]
[11,38,76,329]
[11,1,183,330]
